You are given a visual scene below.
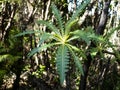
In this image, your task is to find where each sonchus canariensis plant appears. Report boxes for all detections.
[16,0,94,85]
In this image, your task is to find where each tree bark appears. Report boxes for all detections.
[79,53,92,90]
[96,0,111,35]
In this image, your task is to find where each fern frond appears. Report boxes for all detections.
[37,20,61,35]
[65,0,90,34]
[51,4,64,35]
[28,43,56,57]
[56,45,69,85]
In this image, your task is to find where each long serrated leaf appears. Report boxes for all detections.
[65,19,78,35]
[37,20,61,35]
[68,46,84,75]
[51,4,64,35]
[67,35,79,42]
[56,45,69,85]
[71,30,91,45]
[71,29,103,45]
[38,32,53,46]
[71,0,90,19]
[65,0,90,34]
[28,43,56,57]
[14,30,41,37]
[66,44,87,59]
[66,44,80,52]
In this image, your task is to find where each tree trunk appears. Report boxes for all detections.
[96,0,111,35]
[79,53,92,90]
[12,71,21,90]
[12,58,23,90]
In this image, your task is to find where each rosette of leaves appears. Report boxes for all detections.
[15,0,94,85]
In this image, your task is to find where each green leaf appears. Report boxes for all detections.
[38,32,53,46]
[56,45,69,85]
[68,46,84,75]
[37,20,61,35]
[90,48,98,58]
[65,0,90,34]
[71,30,91,45]
[71,29,103,45]
[51,4,64,35]
[65,19,78,35]
[67,35,79,42]
[68,44,86,58]
[71,0,90,20]
[0,54,20,62]
[28,43,56,57]
[14,30,41,37]
[66,44,80,52]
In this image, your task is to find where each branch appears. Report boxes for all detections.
[102,50,115,56]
